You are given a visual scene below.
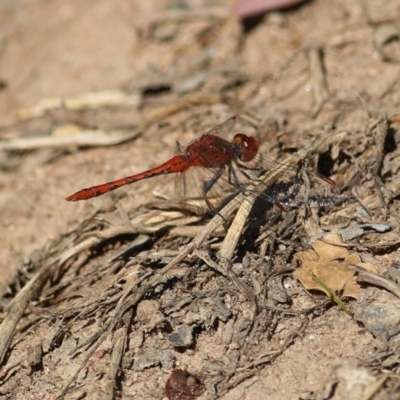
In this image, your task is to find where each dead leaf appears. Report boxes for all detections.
[293,231,378,299]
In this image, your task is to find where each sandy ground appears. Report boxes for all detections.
[1,1,400,399]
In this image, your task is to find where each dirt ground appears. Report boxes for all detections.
[1,0,400,399]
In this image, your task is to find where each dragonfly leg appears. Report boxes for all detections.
[231,163,287,211]
[235,161,265,180]
[202,167,225,211]
[203,167,225,195]
[227,164,245,189]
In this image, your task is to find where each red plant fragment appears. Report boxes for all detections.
[165,369,205,400]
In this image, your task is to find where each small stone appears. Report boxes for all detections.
[168,325,194,348]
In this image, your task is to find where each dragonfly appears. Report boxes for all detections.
[65,117,341,211]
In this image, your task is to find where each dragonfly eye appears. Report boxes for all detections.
[233,133,260,162]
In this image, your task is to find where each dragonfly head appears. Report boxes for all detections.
[233,133,260,162]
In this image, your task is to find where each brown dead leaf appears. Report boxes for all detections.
[293,231,378,299]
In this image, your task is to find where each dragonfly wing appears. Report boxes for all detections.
[174,167,213,199]
[174,164,234,209]
[205,116,236,137]
[175,171,187,198]
[256,161,341,209]
[230,149,342,209]
[179,121,341,211]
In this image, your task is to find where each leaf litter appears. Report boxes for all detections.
[293,230,378,300]
[2,1,400,399]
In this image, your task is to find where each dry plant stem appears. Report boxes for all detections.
[219,193,258,260]
[275,48,309,101]
[265,299,331,315]
[56,329,111,400]
[19,120,339,397]
[353,266,400,299]
[69,268,154,357]
[351,186,374,219]
[58,226,154,265]
[219,127,334,261]
[217,317,309,395]
[379,71,400,99]
[195,249,256,309]
[0,130,140,151]
[217,371,258,396]
[0,225,156,372]
[55,190,243,397]
[308,46,329,117]
[248,316,309,369]
[106,324,129,400]
[59,308,135,398]
[0,262,53,365]
[368,116,390,214]
[142,91,221,121]
[0,91,221,151]
[57,236,199,397]
[0,352,26,381]
[362,375,389,400]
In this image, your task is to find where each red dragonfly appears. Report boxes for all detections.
[66,117,340,210]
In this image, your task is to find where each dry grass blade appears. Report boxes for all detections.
[0,91,221,151]
[54,182,258,398]
[195,249,256,302]
[0,116,345,399]
[308,46,329,117]
[0,130,141,151]
[4,2,400,399]
[58,226,152,265]
[105,324,129,400]
[354,267,400,299]
[219,126,338,260]
[0,263,53,365]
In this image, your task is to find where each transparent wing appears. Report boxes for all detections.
[174,171,186,198]
[174,166,220,200]
[203,116,236,137]
[233,153,342,209]
[177,120,341,211]
[175,162,341,212]
[175,167,213,199]
[204,157,340,210]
